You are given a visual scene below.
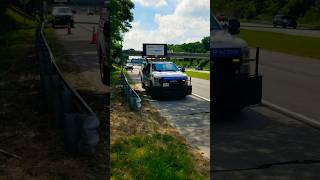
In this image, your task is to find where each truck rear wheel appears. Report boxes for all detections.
[99,51,108,85]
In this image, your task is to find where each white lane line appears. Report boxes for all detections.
[192,93,210,102]
[262,99,320,129]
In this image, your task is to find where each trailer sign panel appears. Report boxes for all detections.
[143,44,167,57]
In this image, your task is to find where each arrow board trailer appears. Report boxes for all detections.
[143,44,168,58]
[141,44,192,99]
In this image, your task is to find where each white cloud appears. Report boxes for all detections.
[133,0,168,8]
[124,0,210,50]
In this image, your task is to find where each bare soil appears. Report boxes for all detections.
[0,44,106,179]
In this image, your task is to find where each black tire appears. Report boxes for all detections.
[99,51,108,85]
[141,77,146,89]
[149,81,156,99]
[52,23,55,28]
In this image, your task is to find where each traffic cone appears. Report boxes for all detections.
[90,26,97,44]
[67,23,72,35]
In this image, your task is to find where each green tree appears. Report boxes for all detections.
[110,0,134,59]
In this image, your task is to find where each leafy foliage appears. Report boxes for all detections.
[168,36,210,53]
[212,0,320,25]
[110,0,134,59]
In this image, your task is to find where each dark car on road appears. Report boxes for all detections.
[273,15,297,29]
[51,6,74,28]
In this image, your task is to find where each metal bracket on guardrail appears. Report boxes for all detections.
[121,69,141,111]
[35,22,100,155]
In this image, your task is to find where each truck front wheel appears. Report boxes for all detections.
[149,81,157,99]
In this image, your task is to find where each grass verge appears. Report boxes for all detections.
[110,68,209,179]
[186,71,210,80]
[111,134,205,179]
[0,9,36,76]
[238,29,320,59]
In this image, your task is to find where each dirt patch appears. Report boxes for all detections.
[0,43,106,179]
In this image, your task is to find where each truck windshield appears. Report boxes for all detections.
[211,14,221,31]
[152,63,178,72]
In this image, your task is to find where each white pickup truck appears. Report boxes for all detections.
[141,61,192,99]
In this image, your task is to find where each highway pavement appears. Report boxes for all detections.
[213,49,320,179]
[257,49,320,121]
[53,14,106,92]
[212,105,320,179]
[241,22,320,37]
[191,77,210,101]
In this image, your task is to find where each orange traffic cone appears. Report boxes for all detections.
[90,26,97,44]
[67,23,72,35]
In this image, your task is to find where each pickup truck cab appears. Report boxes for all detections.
[51,6,74,28]
[141,61,192,98]
[211,14,262,113]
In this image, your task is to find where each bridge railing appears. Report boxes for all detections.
[121,69,141,111]
[35,22,99,155]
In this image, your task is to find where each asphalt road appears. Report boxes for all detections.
[241,22,320,38]
[213,106,320,179]
[191,77,210,101]
[257,49,320,121]
[127,69,210,159]
[53,15,106,92]
[213,49,320,179]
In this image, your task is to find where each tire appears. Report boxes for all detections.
[99,51,108,85]
[52,23,55,28]
[141,77,146,89]
[149,81,156,99]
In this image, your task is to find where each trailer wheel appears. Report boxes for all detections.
[149,82,157,99]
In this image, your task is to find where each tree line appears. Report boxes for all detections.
[168,37,210,53]
[212,0,320,24]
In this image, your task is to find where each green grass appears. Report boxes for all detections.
[0,9,36,76]
[111,134,205,180]
[238,29,320,59]
[186,71,210,80]
[111,64,122,85]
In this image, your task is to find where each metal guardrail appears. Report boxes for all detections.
[121,69,141,111]
[35,23,99,155]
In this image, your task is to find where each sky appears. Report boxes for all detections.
[123,0,210,50]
